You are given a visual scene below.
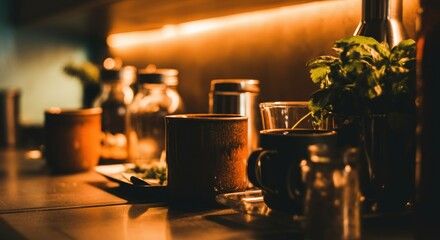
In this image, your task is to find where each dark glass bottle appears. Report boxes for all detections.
[354,0,408,47]
[415,0,440,239]
[93,67,135,164]
[353,0,416,214]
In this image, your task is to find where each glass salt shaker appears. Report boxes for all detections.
[302,144,361,240]
[93,67,135,164]
[208,79,260,154]
[126,71,175,167]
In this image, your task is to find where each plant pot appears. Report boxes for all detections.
[322,113,416,214]
[361,114,416,214]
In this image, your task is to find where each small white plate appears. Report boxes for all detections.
[95,164,165,188]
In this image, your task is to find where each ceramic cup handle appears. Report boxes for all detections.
[247,149,277,194]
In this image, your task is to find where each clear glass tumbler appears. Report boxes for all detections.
[259,101,314,130]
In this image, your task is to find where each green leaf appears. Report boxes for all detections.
[306,56,339,67]
[390,39,416,63]
[305,35,416,124]
[309,88,333,112]
[335,35,389,56]
[309,67,329,84]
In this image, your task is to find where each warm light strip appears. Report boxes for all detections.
[107,1,349,48]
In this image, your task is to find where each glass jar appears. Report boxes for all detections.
[93,67,135,164]
[126,72,176,167]
[302,145,361,240]
[155,68,185,114]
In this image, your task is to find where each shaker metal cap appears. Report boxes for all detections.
[99,69,121,82]
[137,71,167,84]
[210,79,260,93]
[155,68,179,86]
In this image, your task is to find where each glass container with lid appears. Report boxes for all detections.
[302,145,361,240]
[93,67,135,163]
[126,71,177,167]
[155,68,185,114]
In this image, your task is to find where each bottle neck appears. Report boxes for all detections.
[355,0,407,48]
[362,0,386,21]
[419,2,440,33]
[99,81,133,104]
[361,0,403,21]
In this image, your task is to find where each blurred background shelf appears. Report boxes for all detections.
[1,0,420,149]
[13,0,323,39]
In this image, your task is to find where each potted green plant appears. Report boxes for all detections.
[306,35,416,213]
[63,61,100,108]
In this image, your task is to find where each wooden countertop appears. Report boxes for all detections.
[0,148,415,239]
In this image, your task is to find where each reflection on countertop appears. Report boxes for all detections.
[0,148,415,240]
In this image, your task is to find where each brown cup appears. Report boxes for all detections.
[165,114,248,208]
[44,107,102,173]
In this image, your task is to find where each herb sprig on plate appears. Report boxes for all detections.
[127,163,167,185]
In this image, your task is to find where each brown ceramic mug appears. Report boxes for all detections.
[44,107,102,173]
[165,114,248,209]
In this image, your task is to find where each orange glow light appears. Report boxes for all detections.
[103,57,123,69]
[106,1,351,48]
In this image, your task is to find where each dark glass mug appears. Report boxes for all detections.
[247,129,338,214]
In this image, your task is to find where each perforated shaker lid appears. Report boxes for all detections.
[210,79,260,93]
[155,68,179,86]
[99,69,121,82]
[137,71,167,84]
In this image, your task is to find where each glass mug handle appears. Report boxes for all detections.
[247,149,305,200]
[247,149,277,194]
